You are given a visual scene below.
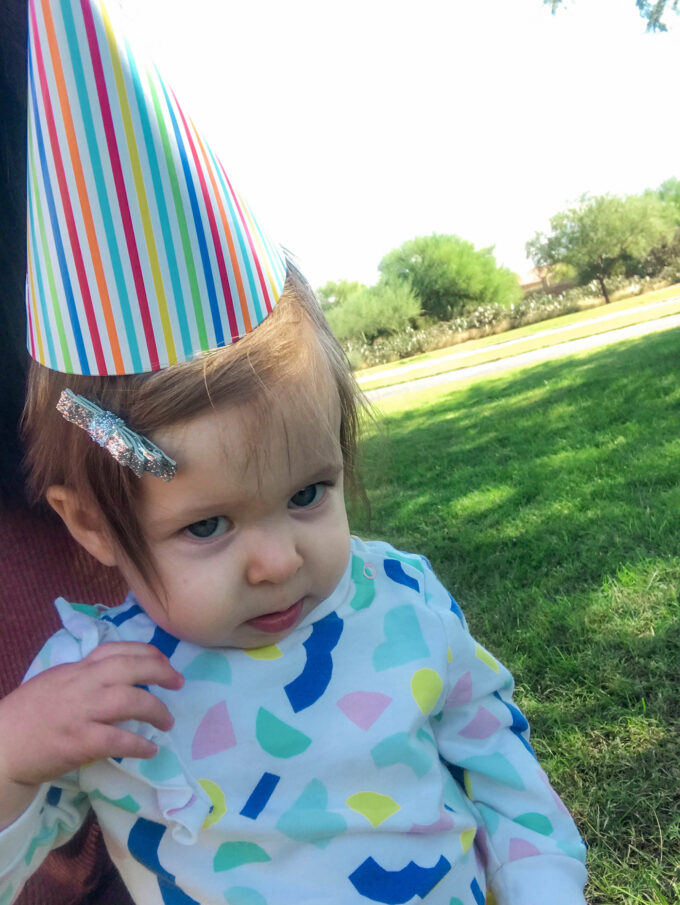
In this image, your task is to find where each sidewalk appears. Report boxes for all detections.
[366,312,680,402]
[358,295,680,387]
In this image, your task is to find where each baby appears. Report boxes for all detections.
[0,266,587,905]
[0,0,587,901]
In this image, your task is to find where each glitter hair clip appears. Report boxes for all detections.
[57,389,177,482]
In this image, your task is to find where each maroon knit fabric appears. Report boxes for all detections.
[1,504,134,905]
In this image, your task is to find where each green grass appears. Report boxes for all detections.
[349,328,680,905]
[357,283,680,391]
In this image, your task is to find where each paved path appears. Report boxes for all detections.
[366,312,680,402]
[357,295,680,387]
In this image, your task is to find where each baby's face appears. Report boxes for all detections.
[119,391,351,648]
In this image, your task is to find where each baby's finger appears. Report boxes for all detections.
[85,641,168,663]
[81,722,160,763]
[87,650,184,691]
[91,685,175,732]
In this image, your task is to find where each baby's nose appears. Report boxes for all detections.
[245,528,303,585]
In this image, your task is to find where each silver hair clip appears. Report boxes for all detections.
[57,389,177,482]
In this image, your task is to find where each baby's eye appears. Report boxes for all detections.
[289,483,326,509]
[184,516,229,540]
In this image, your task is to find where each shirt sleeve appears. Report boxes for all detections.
[0,619,94,903]
[422,561,588,905]
[0,779,91,904]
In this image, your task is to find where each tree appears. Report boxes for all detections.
[655,177,680,224]
[526,193,676,303]
[544,0,679,31]
[316,280,366,309]
[323,281,420,344]
[378,234,521,322]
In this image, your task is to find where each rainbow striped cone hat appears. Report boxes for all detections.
[26,0,286,376]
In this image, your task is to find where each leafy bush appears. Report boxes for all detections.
[378,234,522,321]
[323,281,420,344]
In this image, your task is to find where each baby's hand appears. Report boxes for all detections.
[0,642,184,792]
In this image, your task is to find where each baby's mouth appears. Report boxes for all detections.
[247,600,304,633]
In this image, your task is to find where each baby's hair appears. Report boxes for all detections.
[22,260,364,587]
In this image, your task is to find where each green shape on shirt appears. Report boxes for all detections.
[349,555,376,610]
[68,602,101,618]
[214,841,271,872]
[225,887,268,905]
[256,708,312,758]
[513,811,554,836]
[24,824,58,866]
[276,779,347,848]
[139,745,182,781]
[371,731,433,778]
[373,605,430,671]
[459,754,525,791]
[184,650,232,684]
[90,789,140,813]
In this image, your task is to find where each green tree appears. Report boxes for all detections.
[316,279,366,309]
[378,234,521,322]
[526,193,676,303]
[323,281,420,344]
[544,0,679,31]
[656,177,680,223]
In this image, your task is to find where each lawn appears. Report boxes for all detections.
[348,327,680,904]
[357,283,680,392]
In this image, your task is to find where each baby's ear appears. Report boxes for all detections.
[46,485,118,567]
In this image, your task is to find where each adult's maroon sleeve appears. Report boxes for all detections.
[0,504,134,905]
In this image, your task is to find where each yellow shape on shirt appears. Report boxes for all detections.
[346,792,400,827]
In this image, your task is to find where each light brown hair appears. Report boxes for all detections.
[22,261,364,584]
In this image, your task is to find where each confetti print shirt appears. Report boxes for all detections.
[0,538,587,905]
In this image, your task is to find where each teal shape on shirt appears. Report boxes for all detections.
[68,602,101,617]
[24,824,58,866]
[513,811,554,836]
[459,754,525,791]
[184,650,232,684]
[350,555,376,610]
[276,779,347,849]
[373,605,430,671]
[138,745,182,782]
[0,884,15,905]
[214,841,271,872]
[371,731,433,778]
[558,838,587,860]
[224,886,268,905]
[477,803,500,835]
[256,708,312,758]
[90,789,140,813]
[389,552,425,573]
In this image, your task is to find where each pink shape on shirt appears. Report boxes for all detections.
[459,706,501,739]
[192,701,236,760]
[337,691,392,730]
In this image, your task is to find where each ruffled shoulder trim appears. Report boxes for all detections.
[53,598,211,843]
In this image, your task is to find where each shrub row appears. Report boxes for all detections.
[342,276,670,369]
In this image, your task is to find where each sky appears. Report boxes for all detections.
[121,0,680,290]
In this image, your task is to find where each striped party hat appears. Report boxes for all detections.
[26,0,287,376]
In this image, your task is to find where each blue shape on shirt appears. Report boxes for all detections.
[449,594,465,625]
[284,612,343,713]
[493,691,536,758]
[349,855,451,903]
[149,625,180,659]
[240,772,281,820]
[384,559,420,594]
[103,603,143,626]
[128,817,199,904]
[471,877,485,905]
[128,818,174,882]
[46,786,62,806]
